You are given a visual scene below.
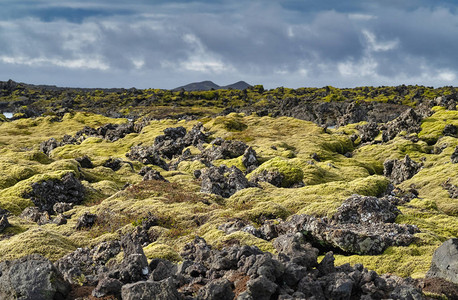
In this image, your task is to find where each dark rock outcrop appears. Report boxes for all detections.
[384,155,422,184]
[126,145,169,170]
[381,108,423,142]
[442,179,458,199]
[121,278,181,300]
[0,254,70,300]
[19,207,50,225]
[358,122,380,143]
[451,146,458,164]
[443,124,457,136]
[249,169,285,188]
[426,238,458,284]
[75,212,97,230]
[23,173,85,213]
[278,195,419,255]
[200,165,251,198]
[75,155,94,168]
[0,213,10,233]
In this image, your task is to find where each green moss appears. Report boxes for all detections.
[143,242,182,262]
[177,160,207,173]
[248,157,304,187]
[0,228,76,262]
[202,229,275,252]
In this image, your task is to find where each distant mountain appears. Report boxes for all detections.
[221,81,252,90]
[173,80,252,91]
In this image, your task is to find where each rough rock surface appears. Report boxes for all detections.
[451,146,458,164]
[121,278,181,300]
[249,169,285,188]
[75,212,97,230]
[19,207,50,225]
[358,122,380,143]
[443,124,457,136]
[384,155,422,184]
[278,195,419,255]
[23,172,85,213]
[200,165,251,198]
[442,179,458,199]
[126,145,169,170]
[0,254,70,300]
[381,108,423,142]
[56,240,121,285]
[75,155,94,168]
[140,167,168,182]
[426,238,458,284]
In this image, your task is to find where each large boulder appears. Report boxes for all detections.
[121,278,181,300]
[200,165,251,198]
[426,238,458,284]
[23,173,85,213]
[278,195,419,255]
[0,254,70,300]
[358,122,380,143]
[384,155,422,184]
[126,145,169,170]
[381,108,423,142]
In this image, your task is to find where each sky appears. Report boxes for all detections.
[1,0,458,89]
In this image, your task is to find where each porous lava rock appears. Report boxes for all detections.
[381,108,423,142]
[75,212,97,230]
[200,165,251,198]
[278,195,419,255]
[126,145,169,170]
[23,172,85,213]
[357,122,380,143]
[384,155,422,184]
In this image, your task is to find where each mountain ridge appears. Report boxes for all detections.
[172,80,252,91]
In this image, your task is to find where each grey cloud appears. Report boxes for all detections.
[1,0,458,88]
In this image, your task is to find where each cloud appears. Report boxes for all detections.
[0,1,458,88]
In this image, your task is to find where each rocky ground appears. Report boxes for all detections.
[0,83,457,299]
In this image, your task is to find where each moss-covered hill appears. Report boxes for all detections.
[0,86,457,282]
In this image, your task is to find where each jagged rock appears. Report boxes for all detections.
[75,212,97,230]
[381,108,423,142]
[56,240,121,285]
[92,277,123,298]
[0,254,70,300]
[204,140,249,161]
[200,165,251,198]
[23,172,85,213]
[384,155,422,184]
[245,275,278,300]
[126,145,169,170]
[332,194,400,224]
[451,146,458,163]
[443,124,457,136]
[426,238,458,284]
[249,169,284,187]
[52,214,67,225]
[358,122,380,143]
[0,214,10,233]
[242,147,258,172]
[273,233,318,268]
[338,102,368,126]
[150,260,178,282]
[40,137,59,155]
[121,278,181,300]
[442,179,458,199]
[278,195,419,255]
[19,207,50,225]
[197,278,234,300]
[182,123,207,146]
[53,202,73,214]
[104,122,135,142]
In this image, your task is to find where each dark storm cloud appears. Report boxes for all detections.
[1,0,458,88]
